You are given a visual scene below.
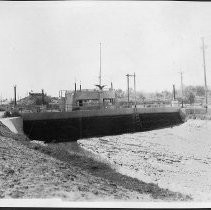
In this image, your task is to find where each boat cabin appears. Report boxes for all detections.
[62,88,115,111]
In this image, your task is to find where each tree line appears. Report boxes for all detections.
[115,85,209,105]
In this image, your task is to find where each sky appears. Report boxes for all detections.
[1,1,211,99]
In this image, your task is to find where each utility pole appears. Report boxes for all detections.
[126,73,136,108]
[173,84,176,100]
[14,85,17,107]
[179,72,184,108]
[41,89,44,105]
[202,37,208,112]
[74,77,77,92]
[133,72,137,108]
[126,74,130,108]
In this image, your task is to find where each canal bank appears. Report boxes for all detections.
[1,107,211,201]
[0,118,190,201]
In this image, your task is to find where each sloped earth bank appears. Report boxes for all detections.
[79,119,211,201]
[0,121,190,201]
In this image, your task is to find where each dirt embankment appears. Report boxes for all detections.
[0,121,191,201]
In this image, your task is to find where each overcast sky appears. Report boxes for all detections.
[1,1,211,99]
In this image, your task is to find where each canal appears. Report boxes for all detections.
[76,119,211,201]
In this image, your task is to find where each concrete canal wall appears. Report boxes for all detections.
[0,117,23,134]
[21,107,184,142]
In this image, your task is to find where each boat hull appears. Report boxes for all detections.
[21,108,184,142]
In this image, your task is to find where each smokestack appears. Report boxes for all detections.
[173,84,176,100]
[14,85,17,107]
[80,81,81,91]
[75,83,77,92]
[111,82,113,90]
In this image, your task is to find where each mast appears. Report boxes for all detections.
[99,42,102,86]
[95,42,106,90]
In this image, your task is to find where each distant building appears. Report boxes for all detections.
[29,92,43,97]
[60,88,116,112]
